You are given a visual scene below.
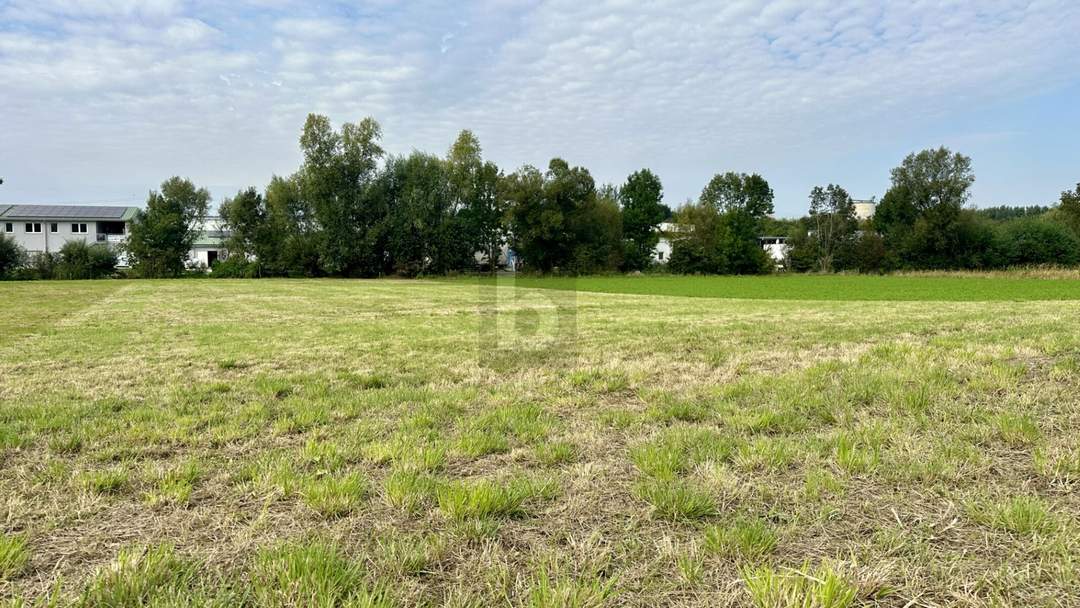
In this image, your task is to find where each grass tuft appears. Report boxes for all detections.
[251,540,391,608]
[704,517,779,559]
[437,478,549,521]
[742,563,857,608]
[634,479,716,521]
[301,472,369,518]
[0,533,30,580]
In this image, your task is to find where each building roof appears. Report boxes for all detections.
[0,204,139,221]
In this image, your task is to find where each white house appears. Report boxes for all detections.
[652,222,688,264]
[0,204,136,254]
[0,204,228,269]
[187,216,229,270]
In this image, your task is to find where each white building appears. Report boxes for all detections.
[854,200,876,221]
[0,204,136,256]
[652,222,688,264]
[0,204,228,269]
[187,216,229,270]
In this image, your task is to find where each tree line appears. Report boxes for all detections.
[3,114,1080,279]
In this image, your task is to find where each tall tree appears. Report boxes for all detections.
[298,114,385,276]
[507,159,599,272]
[874,147,975,268]
[446,130,505,271]
[807,184,857,272]
[219,187,268,263]
[1058,183,1080,238]
[700,172,774,218]
[620,169,665,270]
[125,177,210,277]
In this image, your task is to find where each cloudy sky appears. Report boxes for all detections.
[2,0,1079,216]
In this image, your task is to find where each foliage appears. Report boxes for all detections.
[508,159,606,273]
[807,184,857,272]
[999,217,1080,266]
[976,205,1051,221]
[873,147,976,269]
[1059,183,1080,238]
[55,241,118,279]
[668,173,774,276]
[126,177,211,277]
[0,234,26,279]
[700,172,774,218]
[448,130,506,272]
[298,114,385,277]
[620,169,666,270]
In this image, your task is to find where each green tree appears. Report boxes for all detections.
[1000,217,1080,266]
[56,241,118,279]
[219,187,269,274]
[381,152,466,276]
[507,159,599,272]
[298,114,385,276]
[447,131,505,272]
[667,203,726,274]
[126,177,211,277]
[700,172,774,218]
[1058,183,1080,238]
[874,147,975,268]
[680,171,775,274]
[572,188,623,273]
[620,169,665,271]
[0,234,25,279]
[807,184,857,272]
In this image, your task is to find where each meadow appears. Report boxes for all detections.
[1,276,1079,607]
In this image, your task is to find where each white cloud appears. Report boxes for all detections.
[1,0,1079,208]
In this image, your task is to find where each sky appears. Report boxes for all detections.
[1,0,1079,217]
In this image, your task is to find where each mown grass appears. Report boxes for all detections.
[473,273,1080,301]
[2,277,1080,606]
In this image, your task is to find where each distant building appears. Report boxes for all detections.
[854,200,876,221]
[0,203,228,269]
[0,204,137,264]
[652,222,689,264]
[759,236,788,266]
[188,216,229,270]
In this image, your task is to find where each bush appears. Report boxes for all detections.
[1000,217,1080,267]
[24,251,58,280]
[210,255,259,278]
[0,234,26,279]
[56,241,118,279]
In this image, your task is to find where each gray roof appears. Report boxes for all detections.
[0,204,138,220]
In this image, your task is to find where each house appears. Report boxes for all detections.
[188,216,229,270]
[0,204,138,263]
[758,236,789,266]
[0,203,229,269]
[652,222,689,264]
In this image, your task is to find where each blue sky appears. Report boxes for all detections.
[1,0,1079,217]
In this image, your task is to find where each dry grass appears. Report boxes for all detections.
[1,278,1079,606]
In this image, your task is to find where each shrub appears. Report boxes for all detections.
[1000,217,1080,267]
[211,255,260,278]
[56,241,118,279]
[0,234,26,279]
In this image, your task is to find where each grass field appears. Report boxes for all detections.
[2,277,1080,607]
[484,273,1080,301]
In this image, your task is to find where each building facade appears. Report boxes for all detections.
[0,204,228,269]
[0,204,137,256]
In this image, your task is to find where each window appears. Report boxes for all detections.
[3,223,11,233]
[72,223,88,233]
[658,251,665,260]
[25,222,42,233]
[50,223,58,233]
